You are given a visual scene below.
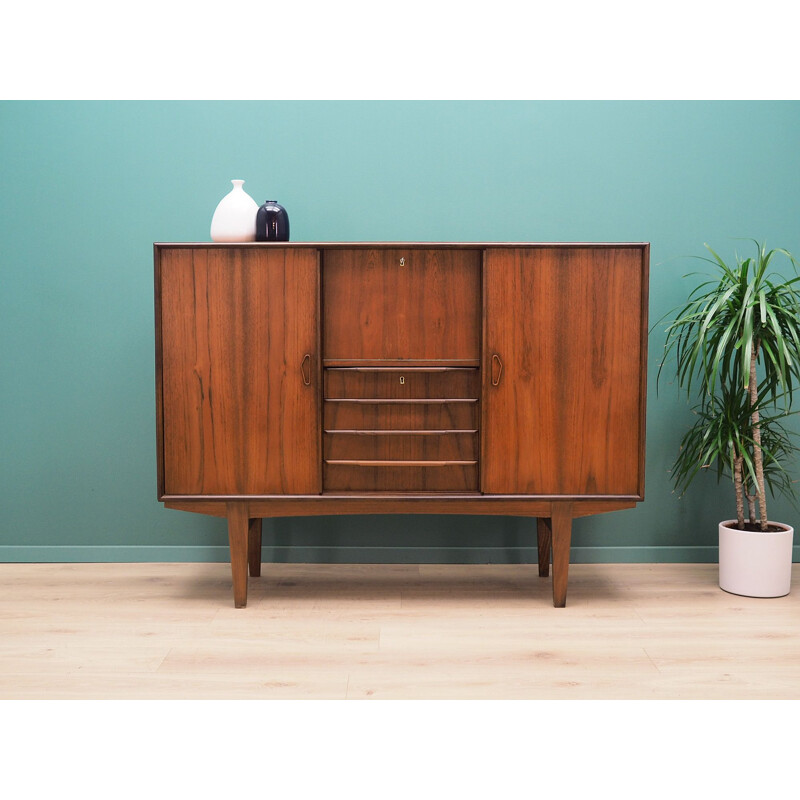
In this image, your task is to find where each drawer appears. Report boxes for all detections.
[324,399,478,431]
[324,462,478,492]
[322,248,481,361]
[324,431,477,461]
[325,368,478,399]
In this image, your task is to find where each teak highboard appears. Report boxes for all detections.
[154,243,649,607]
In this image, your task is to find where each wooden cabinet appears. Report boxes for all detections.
[155,242,649,608]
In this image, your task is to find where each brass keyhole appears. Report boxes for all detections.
[399,376,405,385]
[399,257,405,266]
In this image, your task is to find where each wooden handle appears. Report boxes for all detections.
[491,353,503,386]
[301,354,312,386]
[325,460,477,467]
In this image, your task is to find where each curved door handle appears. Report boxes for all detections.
[491,353,503,387]
[301,354,312,386]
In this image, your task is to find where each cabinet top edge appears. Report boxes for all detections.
[154,242,650,249]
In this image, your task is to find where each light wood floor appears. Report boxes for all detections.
[1,562,798,699]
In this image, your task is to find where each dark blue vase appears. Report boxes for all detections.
[256,200,290,242]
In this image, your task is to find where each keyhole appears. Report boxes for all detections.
[399,257,405,266]
[399,376,405,385]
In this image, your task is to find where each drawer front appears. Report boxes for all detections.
[324,400,478,431]
[321,284,480,492]
[325,368,479,399]
[325,431,477,461]
[323,248,481,362]
[324,462,478,492]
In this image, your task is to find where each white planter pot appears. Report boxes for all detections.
[210,179,258,242]
[718,520,794,598]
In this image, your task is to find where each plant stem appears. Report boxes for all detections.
[746,493,757,525]
[742,473,756,525]
[734,454,745,529]
[750,341,768,531]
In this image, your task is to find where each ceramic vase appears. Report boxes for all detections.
[256,200,290,242]
[210,180,259,242]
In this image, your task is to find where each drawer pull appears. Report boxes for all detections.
[491,353,503,386]
[325,460,477,467]
[301,353,312,386]
[326,398,477,404]
[324,429,478,435]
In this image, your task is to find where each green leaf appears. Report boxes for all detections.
[660,240,800,512]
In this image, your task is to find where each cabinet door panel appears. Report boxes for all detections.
[482,247,645,495]
[160,247,320,495]
[323,248,480,362]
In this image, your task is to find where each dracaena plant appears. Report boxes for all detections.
[660,240,800,530]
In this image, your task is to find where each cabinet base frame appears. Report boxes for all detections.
[164,496,638,609]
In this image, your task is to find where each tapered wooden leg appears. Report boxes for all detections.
[537,517,552,577]
[248,518,262,577]
[227,503,249,608]
[551,502,573,608]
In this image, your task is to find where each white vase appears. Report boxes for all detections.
[719,520,794,598]
[210,180,259,242]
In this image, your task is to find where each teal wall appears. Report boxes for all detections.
[2,101,799,563]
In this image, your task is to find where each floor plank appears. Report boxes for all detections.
[0,562,798,699]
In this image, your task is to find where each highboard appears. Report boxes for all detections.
[154,242,649,607]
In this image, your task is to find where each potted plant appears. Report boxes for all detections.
[660,240,800,597]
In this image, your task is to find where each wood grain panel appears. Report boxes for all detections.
[325,368,478,399]
[324,431,477,461]
[159,247,320,495]
[322,249,481,361]
[163,497,637,517]
[482,247,645,495]
[324,463,478,492]
[324,359,480,368]
[324,400,478,431]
